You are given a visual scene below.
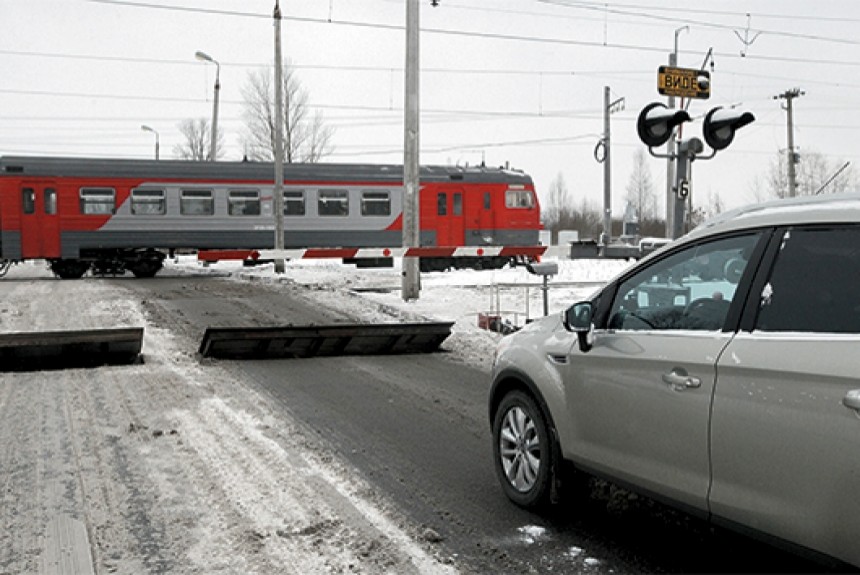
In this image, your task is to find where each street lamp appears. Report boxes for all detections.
[195,50,220,161]
[140,124,159,160]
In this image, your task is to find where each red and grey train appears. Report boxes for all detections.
[0,156,542,278]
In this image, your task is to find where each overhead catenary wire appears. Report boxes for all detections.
[80,0,860,68]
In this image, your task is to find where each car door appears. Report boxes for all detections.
[560,232,765,511]
[710,225,860,566]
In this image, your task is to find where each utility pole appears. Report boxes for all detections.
[402,0,421,300]
[273,0,286,273]
[600,87,624,248]
[774,88,804,198]
[665,26,688,236]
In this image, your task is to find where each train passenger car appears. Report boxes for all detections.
[0,156,542,278]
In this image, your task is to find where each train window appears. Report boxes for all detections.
[22,188,35,214]
[437,193,447,216]
[229,190,261,216]
[453,192,463,216]
[284,190,305,216]
[44,188,57,215]
[505,189,534,209]
[180,189,214,216]
[131,189,166,215]
[80,188,116,215]
[484,192,491,210]
[361,191,390,216]
[318,189,348,216]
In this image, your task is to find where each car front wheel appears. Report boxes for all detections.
[493,390,553,508]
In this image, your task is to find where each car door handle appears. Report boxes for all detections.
[662,368,702,391]
[842,389,860,411]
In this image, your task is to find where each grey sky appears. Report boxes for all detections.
[2,0,859,216]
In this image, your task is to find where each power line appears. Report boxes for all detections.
[534,0,860,26]
[79,0,860,68]
[538,0,860,46]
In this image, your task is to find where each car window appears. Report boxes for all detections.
[756,226,860,334]
[607,233,761,331]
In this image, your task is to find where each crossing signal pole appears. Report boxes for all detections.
[637,102,754,239]
[774,88,804,198]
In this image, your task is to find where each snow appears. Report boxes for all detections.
[192,253,633,371]
[0,254,631,574]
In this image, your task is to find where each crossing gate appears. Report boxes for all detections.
[199,322,455,360]
[0,327,144,371]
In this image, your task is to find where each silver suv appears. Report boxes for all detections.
[490,194,860,568]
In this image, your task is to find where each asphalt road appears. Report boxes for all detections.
[126,274,838,574]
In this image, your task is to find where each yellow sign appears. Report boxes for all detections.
[658,66,710,99]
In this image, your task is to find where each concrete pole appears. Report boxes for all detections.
[665,27,687,237]
[672,138,703,240]
[273,1,286,273]
[785,94,798,198]
[775,88,804,198]
[665,50,676,237]
[601,86,612,247]
[402,0,420,300]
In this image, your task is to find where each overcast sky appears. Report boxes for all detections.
[3,0,860,217]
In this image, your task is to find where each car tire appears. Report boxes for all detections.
[493,390,554,508]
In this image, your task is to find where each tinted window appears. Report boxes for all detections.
[505,189,534,209]
[453,192,462,216]
[361,191,391,216]
[44,188,57,215]
[318,189,348,216]
[80,188,116,215]
[228,189,261,216]
[607,233,761,331]
[180,189,214,216]
[756,227,860,334]
[22,188,35,214]
[437,193,447,216]
[131,189,166,215]
[284,190,305,216]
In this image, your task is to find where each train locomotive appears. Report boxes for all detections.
[0,156,542,279]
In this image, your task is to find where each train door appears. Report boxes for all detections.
[435,189,465,246]
[19,181,60,258]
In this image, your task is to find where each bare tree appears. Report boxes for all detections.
[241,66,334,163]
[540,173,606,240]
[751,150,856,201]
[173,118,224,161]
[541,172,572,235]
[624,149,658,222]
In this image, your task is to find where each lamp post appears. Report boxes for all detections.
[195,50,220,161]
[140,124,159,160]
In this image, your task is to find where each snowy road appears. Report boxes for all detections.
[0,263,457,574]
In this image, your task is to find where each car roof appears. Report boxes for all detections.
[685,193,860,241]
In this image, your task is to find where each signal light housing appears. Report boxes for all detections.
[702,107,756,151]
[636,102,691,148]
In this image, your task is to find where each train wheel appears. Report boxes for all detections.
[130,255,164,278]
[50,259,90,280]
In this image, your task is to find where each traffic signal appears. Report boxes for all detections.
[636,102,691,147]
[702,107,756,151]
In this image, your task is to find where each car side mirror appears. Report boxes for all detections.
[563,301,593,352]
